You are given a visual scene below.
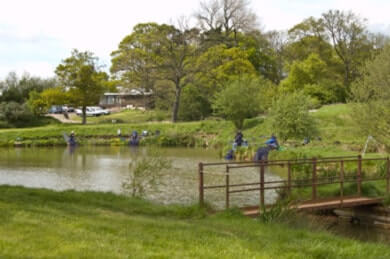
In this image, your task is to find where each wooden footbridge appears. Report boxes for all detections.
[198,155,389,216]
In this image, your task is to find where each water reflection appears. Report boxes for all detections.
[0,146,280,208]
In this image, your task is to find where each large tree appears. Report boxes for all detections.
[193,44,256,93]
[236,30,283,84]
[178,44,256,120]
[321,10,373,88]
[111,23,199,122]
[351,44,390,148]
[195,0,258,46]
[285,17,336,65]
[55,49,106,124]
[280,53,345,104]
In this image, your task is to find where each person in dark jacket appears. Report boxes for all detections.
[225,149,235,160]
[234,131,244,147]
[129,130,139,146]
[68,131,76,146]
[254,146,271,161]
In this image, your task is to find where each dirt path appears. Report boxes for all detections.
[47,113,79,124]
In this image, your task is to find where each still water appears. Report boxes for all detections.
[0,146,280,208]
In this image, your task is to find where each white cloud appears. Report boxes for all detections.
[0,61,54,79]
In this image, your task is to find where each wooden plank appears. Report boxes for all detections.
[241,197,383,217]
[295,197,382,210]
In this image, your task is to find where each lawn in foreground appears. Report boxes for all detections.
[0,185,389,258]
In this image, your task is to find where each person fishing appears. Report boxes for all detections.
[265,134,279,150]
[129,130,139,146]
[68,131,76,146]
[225,131,244,160]
[225,149,235,160]
[254,146,272,161]
[234,131,244,147]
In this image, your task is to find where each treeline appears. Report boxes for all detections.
[1,0,389,136]
[0,72,58,128]
[110,0,388,123]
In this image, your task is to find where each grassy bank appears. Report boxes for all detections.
[0,120,235,148]
[0,104,381,158]
[1,185,389,258]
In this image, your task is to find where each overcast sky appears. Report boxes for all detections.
[1,0,390,79]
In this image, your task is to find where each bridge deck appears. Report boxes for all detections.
[242,196,383,217]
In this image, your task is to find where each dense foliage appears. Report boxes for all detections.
[351,44,390,149]
[107,1,387,127]
[270,91,318,142]
[0,102,35,128]
[212,75,269,129]
[55,49,107,124]
[0,73,57,128]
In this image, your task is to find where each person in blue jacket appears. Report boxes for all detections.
[225,149,235,160]
[265,134,279,150]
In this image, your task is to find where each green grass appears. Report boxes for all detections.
[288,182,386,202]
[69,109,170,124]
[1,185,389,258]
[0,119,235,147]
[0,115,60,129]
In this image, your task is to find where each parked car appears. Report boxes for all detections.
[75,107,95,117]
[62,106,75,112]
[75,106,110,117]
[48,105,63,114]
[90,106,110,115]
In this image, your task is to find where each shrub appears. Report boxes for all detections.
[0,101,36,127]
[269,91,318,142]
[122,149,171,198]
[212,75,268,129]
[178,84,212,121]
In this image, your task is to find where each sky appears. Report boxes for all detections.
[1,0,390,80]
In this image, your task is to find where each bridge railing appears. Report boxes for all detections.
[198,155,390,209]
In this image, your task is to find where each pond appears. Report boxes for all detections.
[0,146,280,208]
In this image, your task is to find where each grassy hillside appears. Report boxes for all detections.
[1,185,389,258]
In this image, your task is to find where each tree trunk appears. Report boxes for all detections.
[82,106,87,125]
[172,85,182,123]
[344,62,350,88]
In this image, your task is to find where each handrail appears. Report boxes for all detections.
[198,155,390,209]
[201,155,360,167]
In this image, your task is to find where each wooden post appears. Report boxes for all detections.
[357,155,362,196]
[199,162,204,206]
[260,163,265,209]
[226,165,230,209]
[340,160,344,205]
[287,162,292,196]
[387,157,390,194]
[312,158,317,200]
